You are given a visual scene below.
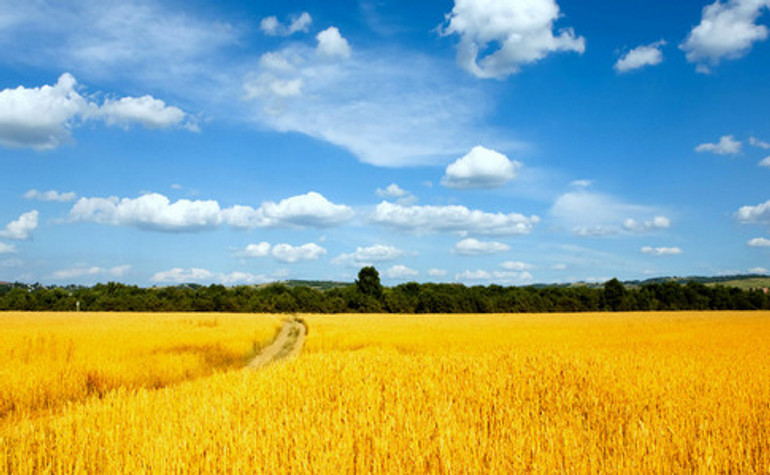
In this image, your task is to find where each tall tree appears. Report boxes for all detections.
[356,266,383,300]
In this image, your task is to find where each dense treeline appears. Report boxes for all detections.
[1,269,769,313]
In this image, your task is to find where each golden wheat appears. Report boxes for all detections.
[2,311,769,473]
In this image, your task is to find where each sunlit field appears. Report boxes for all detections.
[2,311,769,473]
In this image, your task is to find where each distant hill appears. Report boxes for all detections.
[279,280,350,291]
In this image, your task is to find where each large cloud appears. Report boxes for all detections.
[0,210,39,240]
[439,0,585,79]
[550,189,670,237]
[69,191,353,232]
[680,0,770,73]
[372,201,539,236]
[0,74,191,150]
[614,41,666,73]
[442,146,521,189]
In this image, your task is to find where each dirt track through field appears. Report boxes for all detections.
[246,318,307,369]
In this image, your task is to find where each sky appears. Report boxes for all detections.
[1,0,769,287]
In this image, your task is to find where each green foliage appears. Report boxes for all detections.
[355,266,383,300]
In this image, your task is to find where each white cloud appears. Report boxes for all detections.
[759,156,770,167]
[614,40,666,73]
[271,243,326,263]
[376,184,417,205]
[552,263,567,270]
[0,211,39,240]
[0,243,16,254]
[623,216,671,233]
[98,96,188,129]
[332,244,406,267]
[260,12,312,36]
[24,189,77,202]
[695,135,742,155]
[680,0,770,73]
[151,267,271,285]
[750,136,770,149]
[748,237,770,247]
[453,238,510,255]
[749,266,768,273]
[70,191,353,232]
[316,27,352,59]
[236,242,272,258]
[492,270,534,284]
[243,36,501,168]
[383,264,419,279]
[569,179,593,189]
[373,201,539,236]
[736,199,770,224]
[442,146,521,189]
[52,264,131,280]
[550,190,669,237]
[500,261,534,271]
[0,74,191,150]
[439,0,585,79]
[454,269,491,281]
[428,268,448,277]
[641,246,682,256]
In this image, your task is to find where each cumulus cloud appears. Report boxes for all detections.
[640,246,682,256]
[260,12,312,36]
[332,244,406,267]
[24,189,77,202]
[376,184,417,205]
[442,146,521,189]
[748,237,770,247]
[614,40,666,73]
[383,264,419,279]
[316,27,352,59]
[550,190,669,237]
[235,242,272,258]
[271,243,326,263]
[0,243,16,254]
[680,0,770,73]
[736,199,770,224]
[439,0,585,79]
[69,191,353,232]
[151,267,270,285]
[0,74,192,150]
[372,201,539,236]
[0,211,39,240]
[52,264,131,280]
[750,136,770,149]
[695,135,742,155]
[453,238,510,255]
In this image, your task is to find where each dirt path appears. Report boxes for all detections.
[246,318,307,369]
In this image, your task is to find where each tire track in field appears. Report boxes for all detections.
[246,318,307,369]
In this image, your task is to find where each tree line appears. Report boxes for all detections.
[1,267,769,313]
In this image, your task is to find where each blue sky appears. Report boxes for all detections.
[1,0,769,286]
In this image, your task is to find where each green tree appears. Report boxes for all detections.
[356,266,383,300]
[603,278,627,311]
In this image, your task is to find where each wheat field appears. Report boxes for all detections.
[2,311,769,473]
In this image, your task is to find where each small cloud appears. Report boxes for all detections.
[235,242,272,258]
[316,27,351,59]
[614,40,666,73]
[427,268,447,277]
[623,216,671,233]
[454,269,491,281]
[376,184,417,205]
[271,242,326,263]
[332,244,406,267]
[0,242,16,254]
[569,179,593,189]
[749,267,768,274]
[52,264,131,280]
[750,136,770,149]
[260,12,312,37]
[453,238,510,255]
[552,263,567,270]
[500,261,533,271]
[383,264,419,279]
[152,267,269,285]
[442,146,521,189]
[641,246,682,256]
[0,210,38,240]
[24,189,77,202]
[759,156,770,167]
[748,237,770,247]
[695,135,742,155]
[736,200,770,224]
